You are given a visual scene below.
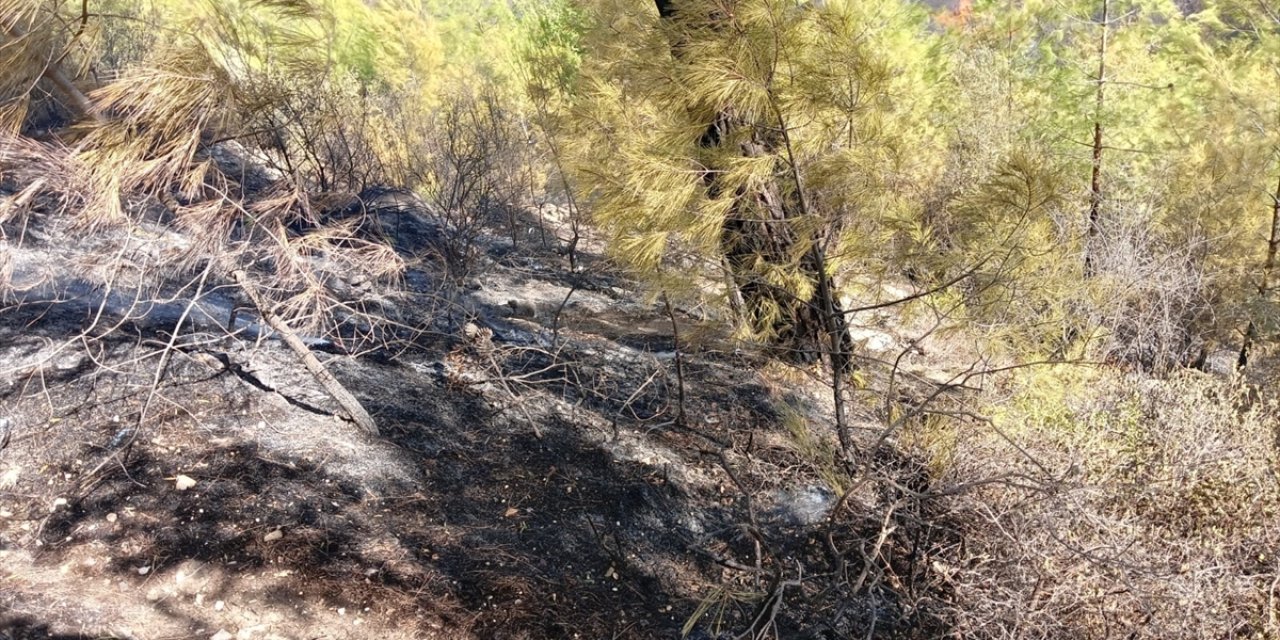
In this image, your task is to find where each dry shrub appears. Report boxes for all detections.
[0,0,76,132]
[391,85,531,274]
[1085,202,1213,372]
[926,368,1280,639]
[244,71,391,193]
[0,234,10,290]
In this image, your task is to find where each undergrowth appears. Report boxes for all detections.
[915,367,1280,639]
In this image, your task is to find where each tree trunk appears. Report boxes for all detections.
[1083,0,1110,279]
[0,23,103,125]
[1237,171,1280,369]
[654,0,855,377]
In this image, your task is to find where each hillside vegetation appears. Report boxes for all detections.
[1,0,1278,638]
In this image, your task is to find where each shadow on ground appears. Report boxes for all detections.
[1,202,955,640]
[0,329,727,639]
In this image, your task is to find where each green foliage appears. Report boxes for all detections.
[5,1,1280,635]
[905,0,1280,365]
[573,0,943,329]
[517,0,585,109]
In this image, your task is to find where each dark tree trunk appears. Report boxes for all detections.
[1083,0,1110,279]
[654,0,855,374]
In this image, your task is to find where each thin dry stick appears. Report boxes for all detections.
[480,345,543,440]
[661,292,687,427]
[137,261,214,431]
[231,269,378,435]
[550,280,577,344]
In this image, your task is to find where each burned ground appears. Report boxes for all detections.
[0,201,959,640]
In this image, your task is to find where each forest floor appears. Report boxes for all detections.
[0,192,954,640]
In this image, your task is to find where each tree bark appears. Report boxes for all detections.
[231,270,380,435]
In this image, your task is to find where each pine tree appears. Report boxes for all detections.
[574,0,939,449]
[1190,0,1280,367]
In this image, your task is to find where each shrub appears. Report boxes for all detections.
[926,368,1280,639]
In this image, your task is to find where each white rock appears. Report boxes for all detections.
[0,467,20,489]
[175,475,197,491]
[263,529,283,542]
[210,630,234,640]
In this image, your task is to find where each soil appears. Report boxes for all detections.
[0,192,948,640]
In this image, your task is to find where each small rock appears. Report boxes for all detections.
[107,428,135,449]
[55,353,85,371]
[106,512,118,523]
[771,484,835,526]
[175,475,197,491]
[263,529,283,542]
[214,600,225,611]
[137,566,151,575]
[174,559,217,595]
[210,630,234,640]
[506,299,540,319]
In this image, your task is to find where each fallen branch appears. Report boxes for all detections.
[0,22,104,124]
[231,269,379,435]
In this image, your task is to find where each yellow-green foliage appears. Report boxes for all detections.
[0,0,548,135]
[572,0,943,326]
[990,365,1104,439]
[899,411,960,480]
[120,0,523,98]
